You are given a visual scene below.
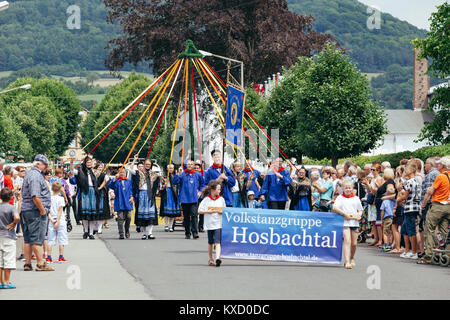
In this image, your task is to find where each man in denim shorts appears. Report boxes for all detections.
[21,155,54,271]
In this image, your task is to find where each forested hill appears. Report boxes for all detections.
[0,0,120,73]
[287,0,427,73]
[0,0,427,74]
[0,0,434,109]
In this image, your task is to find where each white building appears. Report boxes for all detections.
[365,109,435,156]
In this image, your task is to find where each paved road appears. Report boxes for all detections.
[2,225,151,300]
[101,221,449,300]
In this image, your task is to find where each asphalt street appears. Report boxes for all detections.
[2,224,150,300]
[100,221,449,300]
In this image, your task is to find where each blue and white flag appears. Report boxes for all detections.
[221,208,344,264]
[225,85,245,149]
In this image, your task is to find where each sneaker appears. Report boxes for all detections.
[17,254,25,261]
[46,256,52,263]
[164,226,169,232]
[400,251,410,258]
[58,256,66,262]
[119,235,125,239]
[408,253,418,260]
[169,228,174,232]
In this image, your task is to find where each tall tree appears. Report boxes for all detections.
[291,44,387,167]
[413,2,450,145]
[256,56,313,162]
[0,102,34,160]
[4,77,82,155]
[103,0,334,83]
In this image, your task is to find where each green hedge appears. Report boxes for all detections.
[302,144,450,168]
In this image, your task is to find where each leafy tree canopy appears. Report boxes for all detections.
[103,0,334,84]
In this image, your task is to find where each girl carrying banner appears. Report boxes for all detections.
[198,180,225,267]
[332,180,363,269]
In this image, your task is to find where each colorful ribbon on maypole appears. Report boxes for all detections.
[103,59,181,172]
[192,63,204,175]
[168,88,184,168]
[122,59,184,169]
[77,61,177,169]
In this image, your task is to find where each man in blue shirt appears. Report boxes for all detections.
[172,160,204,239]
[203,150,236,207]
[242,160,261,198]
[259,158,292,210]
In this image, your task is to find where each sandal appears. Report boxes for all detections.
[35,263,55,271]
[350,259,356,268]
[24,263,33,271]
[208,260,215,266]
[344,263,353,269]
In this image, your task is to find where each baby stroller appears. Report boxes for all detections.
[432,226,450,267]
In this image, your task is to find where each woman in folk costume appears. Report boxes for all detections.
[289,166,312,211]
[160,164,181,232]
[130,157,160,240]
[92,161,111,234]
[71,156,101,239]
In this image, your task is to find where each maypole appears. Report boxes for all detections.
[178,40,203,161]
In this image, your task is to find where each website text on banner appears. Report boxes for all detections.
[221,208,344,264]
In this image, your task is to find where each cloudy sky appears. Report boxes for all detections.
[358,0,446,30]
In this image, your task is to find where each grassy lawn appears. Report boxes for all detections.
[0,71,13,78]
[78,94,105,103]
